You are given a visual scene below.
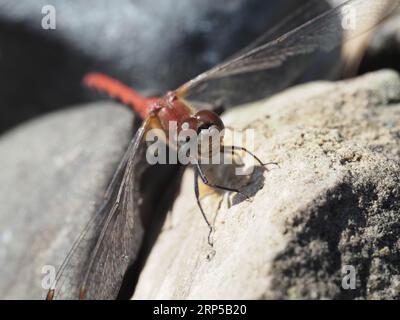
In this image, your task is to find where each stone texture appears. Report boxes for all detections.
[0,102,135,299]
[133,70,400,300]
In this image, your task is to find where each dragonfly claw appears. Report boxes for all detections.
[262,162,280,171]
[238,191,252,203]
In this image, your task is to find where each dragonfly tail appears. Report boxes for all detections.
[83,72,157,119]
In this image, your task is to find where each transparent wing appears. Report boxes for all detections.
[47,120,150,300]
[177,0,399,106]
[226,0,332,61]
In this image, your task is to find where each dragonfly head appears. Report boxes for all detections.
[194,110,225,136]
[197,110,225,161]
[177,110,225,162]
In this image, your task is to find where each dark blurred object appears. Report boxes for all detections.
[360,14,400,74]
[0,23,92,133]
[0,0,310,133]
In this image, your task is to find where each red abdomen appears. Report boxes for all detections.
[83,72,159,119]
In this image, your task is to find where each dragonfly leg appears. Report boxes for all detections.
[195,163,251,202]
[194,169,214,247]
[223,145,279,169]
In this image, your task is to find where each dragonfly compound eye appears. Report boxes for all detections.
[194,110,224,134]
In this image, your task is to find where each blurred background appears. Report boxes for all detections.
[0,0,316,133]
[0,0,398,133]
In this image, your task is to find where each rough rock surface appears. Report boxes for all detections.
[0,103,134,299]
[133,70,400,300]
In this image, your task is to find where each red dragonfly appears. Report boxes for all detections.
[46,0,399,300]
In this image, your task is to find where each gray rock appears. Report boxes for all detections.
[0,102,135,299]
[132,70,400,300]
[0,100,181,299]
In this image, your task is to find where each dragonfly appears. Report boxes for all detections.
[46,0,400,300]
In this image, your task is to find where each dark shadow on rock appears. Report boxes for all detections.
[269,179,400,299]
[117,162,184,299]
